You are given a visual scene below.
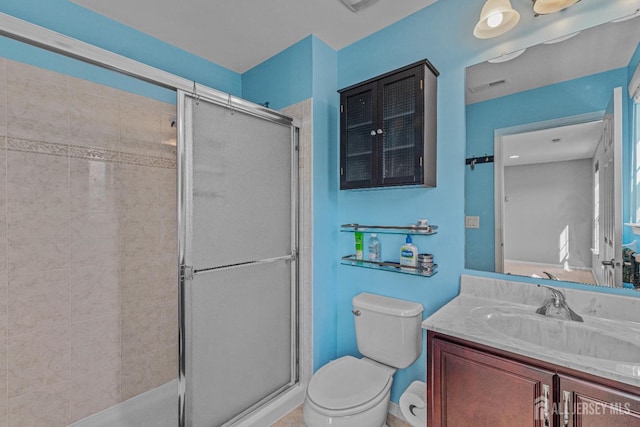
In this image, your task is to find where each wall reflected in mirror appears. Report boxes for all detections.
[465,14,640,290]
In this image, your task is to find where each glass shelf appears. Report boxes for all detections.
[341,255,437,277]
[340,223,438,235]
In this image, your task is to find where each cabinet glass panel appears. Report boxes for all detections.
[345,89,373,183]
[382,75,415,180]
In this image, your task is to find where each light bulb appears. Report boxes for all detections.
[487,12,504,28]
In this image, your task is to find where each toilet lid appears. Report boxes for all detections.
[307,356,392,411]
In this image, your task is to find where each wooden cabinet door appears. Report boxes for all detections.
[377,65,424,187]
[340,81,378,189]
[430,337,555,427]
[339,59,437,189]
[557,375,640,427]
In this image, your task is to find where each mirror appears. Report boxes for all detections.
[465,15,640,289]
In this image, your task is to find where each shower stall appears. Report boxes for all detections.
[0,12,305,427]
[177,90,300,426]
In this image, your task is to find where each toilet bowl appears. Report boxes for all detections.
[303,293,424,427]
[303,356,393,427]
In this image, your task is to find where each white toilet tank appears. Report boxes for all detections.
[353,293,424,369]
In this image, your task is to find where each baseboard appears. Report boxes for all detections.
[235,384,306,427]
[389,401,409,424]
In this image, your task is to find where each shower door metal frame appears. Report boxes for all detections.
[177,89,300,427]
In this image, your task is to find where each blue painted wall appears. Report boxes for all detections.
[310,37,340,370]
[243,35,340,370]
[335,0,640,404]
[465,68,631,271]
[0,0,241,96]
[242,36,313,110]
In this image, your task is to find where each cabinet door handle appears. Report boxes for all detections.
[376,128,384,134]
[370,130,376,136]
[563,390,571,427]
[543,384,550,426]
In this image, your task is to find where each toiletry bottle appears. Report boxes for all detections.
[355,231,364,260]
[367,233,381,262]
[400,235,418,270]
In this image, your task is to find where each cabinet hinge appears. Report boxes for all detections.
[420,79,423,90]
[340,104,344,113]
[340,167,344,176]
[420,157,423,167]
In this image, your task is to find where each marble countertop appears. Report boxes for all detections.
[422,275,640,388]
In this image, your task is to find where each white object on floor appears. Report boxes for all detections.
[399,380,426,427]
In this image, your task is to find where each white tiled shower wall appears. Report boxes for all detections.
[0,58,178,426]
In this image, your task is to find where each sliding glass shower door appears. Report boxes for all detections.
[177,90,299,426]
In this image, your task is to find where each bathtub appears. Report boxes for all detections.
[70,380,178,427]
[69,378,305,427]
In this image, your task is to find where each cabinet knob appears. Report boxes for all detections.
[370,130,376,136]
[376,129,384,135]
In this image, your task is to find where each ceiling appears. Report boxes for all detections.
[466,15,640,104]
[71,0,439,73]
[502,120,603,167]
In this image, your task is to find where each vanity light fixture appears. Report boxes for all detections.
[474,0,521,39]
[532,0,580,15]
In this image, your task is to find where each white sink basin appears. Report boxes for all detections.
[471,306,640,364]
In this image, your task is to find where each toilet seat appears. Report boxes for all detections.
[306,356,392,415]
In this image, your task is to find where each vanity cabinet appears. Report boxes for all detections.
[339,59,438,189]
[557,375,640,427]
[430,335,554,427]
[428,332,640,427]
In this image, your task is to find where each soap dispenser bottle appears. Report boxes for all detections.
[400,235,418,271]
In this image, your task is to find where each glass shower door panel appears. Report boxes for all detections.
[186,259,293,426]
[180,91,298,427]
[190,98,293,269]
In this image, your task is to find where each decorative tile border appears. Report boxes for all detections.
[7,137,176,169]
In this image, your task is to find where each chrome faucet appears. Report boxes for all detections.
[535,285,583,322]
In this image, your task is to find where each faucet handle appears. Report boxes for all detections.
[538,284,565,305]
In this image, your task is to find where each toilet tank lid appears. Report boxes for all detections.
[353,293,423,317]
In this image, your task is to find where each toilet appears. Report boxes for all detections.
[303,293,424,427]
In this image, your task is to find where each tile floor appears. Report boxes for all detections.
[272,405,411,427]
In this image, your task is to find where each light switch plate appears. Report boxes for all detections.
[465,216,480,228]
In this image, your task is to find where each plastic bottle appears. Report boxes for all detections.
[355,231,364,260]
[368,234,381,262]
[400,235,418,271]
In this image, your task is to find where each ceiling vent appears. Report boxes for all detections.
[467,78,508,94]
[339,0,379,12]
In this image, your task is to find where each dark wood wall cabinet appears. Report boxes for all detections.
[427,331,640,427]
[339,59,438,190]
